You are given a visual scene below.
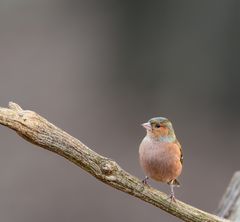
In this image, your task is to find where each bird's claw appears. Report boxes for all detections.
[142,176,149,186]
[168,194,177,203]
[164,189,177,204]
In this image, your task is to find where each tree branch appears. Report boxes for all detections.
[216,171,240,221]
[0,102,230,222]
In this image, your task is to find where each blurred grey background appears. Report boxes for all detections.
[0,0,239,221]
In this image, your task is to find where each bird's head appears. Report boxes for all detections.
[142,117,176,141]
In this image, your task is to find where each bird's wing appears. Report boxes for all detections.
[175,139,183,165]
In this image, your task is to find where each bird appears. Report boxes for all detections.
[139,117,183,202]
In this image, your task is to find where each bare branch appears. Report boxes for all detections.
[0,102,229,222]
[217,171,240,221]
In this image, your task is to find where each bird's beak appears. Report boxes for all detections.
[141,122,152,131]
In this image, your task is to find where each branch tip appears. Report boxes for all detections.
[8,102,23,112]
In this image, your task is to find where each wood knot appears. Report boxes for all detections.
[100,160,117,176]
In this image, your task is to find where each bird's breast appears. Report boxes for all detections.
[139,136,182,183]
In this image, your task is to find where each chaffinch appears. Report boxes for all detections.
[139,117,183,201]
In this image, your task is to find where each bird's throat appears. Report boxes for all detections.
[147,132,176,143]
[158,135,176,143]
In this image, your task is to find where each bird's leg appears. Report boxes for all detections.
[165,180,178,203]
[142,176,149,185]
[169,183,176,203]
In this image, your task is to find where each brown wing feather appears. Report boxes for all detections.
[175,139,183,165]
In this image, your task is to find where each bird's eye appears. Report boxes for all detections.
[155,124,161,128]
